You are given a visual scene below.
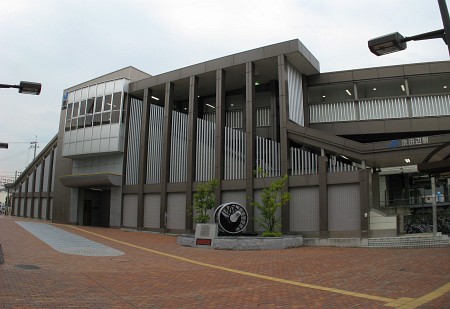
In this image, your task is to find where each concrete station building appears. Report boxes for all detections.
[6,39,450,238]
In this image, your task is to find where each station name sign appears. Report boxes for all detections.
[388,137,429,149]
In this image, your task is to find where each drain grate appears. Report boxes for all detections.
[14,264,41,270]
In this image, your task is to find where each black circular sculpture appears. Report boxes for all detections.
[214,202,248,234]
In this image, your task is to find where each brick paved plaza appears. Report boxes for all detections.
[0,215,449,308]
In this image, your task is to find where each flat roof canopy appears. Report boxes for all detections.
[418,143,450,176]
[59,173,122,188]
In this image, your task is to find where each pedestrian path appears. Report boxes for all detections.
[16,221,124,257]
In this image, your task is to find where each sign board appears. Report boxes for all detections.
[194,223,218,247]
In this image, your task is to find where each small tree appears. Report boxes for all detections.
[192,179,219,223]
[251,167,290,236]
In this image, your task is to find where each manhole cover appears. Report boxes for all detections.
[14,264,41,270]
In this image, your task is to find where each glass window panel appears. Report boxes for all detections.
[70,119,77,130]
[88,85,97,98]
[308,83,355,103]
[66,104,73,120]
[102,112,111,125]
[75,89,82,101]
[86,98,95,114]
[65,121,70,131]
[95,97,103,113]
[408,75,450,95]
[112,92,121,110]
[73,102,79,117]
[93,113,101,126]
[105,81,114,94]
[78,116,85,129]
[114,79,125,92]
[85,115,93,128]
[104,94,112,111]
[357,79,405,99]
[97,82,105,96]
[67,91,74,104]
[111,111,120,123]
[81,87,89,100]
[80,100,86,116]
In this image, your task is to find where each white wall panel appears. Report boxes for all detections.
[144,194,160,229]
[170,111,188,183]
[328,184,360,231]
[290,187,320,232]
[123,194,138,227]
[287,62,304,126]
[146,104,164,184]
[167,193,186,230]
[125,98,142,185]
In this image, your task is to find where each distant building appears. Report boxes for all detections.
[6,39,450,238]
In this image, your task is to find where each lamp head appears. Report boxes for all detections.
[368,32,407,56]
[19,81,41,95]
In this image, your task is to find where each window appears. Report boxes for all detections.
[85,115,93,128]
[66,103,73,120]
[104,94,112,111]
[102,112,111,125]
[93,113,101,126]
[86,98,95,114]
[357,79,406,99]
[95,97,103,113]
[80,100,86,116]
[78,116,85,129]
[73,102,79,118]
[112,92,121,110]
[309,83,354,103]
[408,75,450,96]
[111,111,120,123]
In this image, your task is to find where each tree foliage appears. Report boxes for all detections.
[192,179,219,223]
[251,167,290,234]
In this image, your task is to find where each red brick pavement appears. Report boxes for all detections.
[0,215,449,308]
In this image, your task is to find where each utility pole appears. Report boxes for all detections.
[30,135,39,160]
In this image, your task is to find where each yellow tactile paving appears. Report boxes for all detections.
[395,282,450,309]
[68,225,449,308]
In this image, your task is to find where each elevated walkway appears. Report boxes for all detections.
[287,121,450,168]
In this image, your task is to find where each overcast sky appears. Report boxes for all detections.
[0,0,448,189]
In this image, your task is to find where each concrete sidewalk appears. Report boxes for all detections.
[0,215,449,308]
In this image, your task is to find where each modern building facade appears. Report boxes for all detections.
[7,39,450,238]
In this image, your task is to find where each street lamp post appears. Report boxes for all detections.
[368,0,450,237]
[0,81,42,150]
[368,0,450,56]
[0,81,41,95]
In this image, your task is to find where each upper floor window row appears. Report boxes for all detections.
[309,74,450,103]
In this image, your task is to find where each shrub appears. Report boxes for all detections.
[192,179,219,223]
[251,167,290,235]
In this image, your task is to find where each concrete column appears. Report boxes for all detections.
[46,147,55,220]
[24,177,29,218]
[160,83,174,230]
[120,94,132,227]
[186,76,199,231]
[245,62,256,232]
[37,163,44,219]
[431,176,437,236]
[270,80,279,141]
[359,168,371,238]
[318,156,329,238]
[137,88,152,229]
[277,55,290,233]
[215,69,226,205]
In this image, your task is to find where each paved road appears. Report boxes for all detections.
[0,215,449,308]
